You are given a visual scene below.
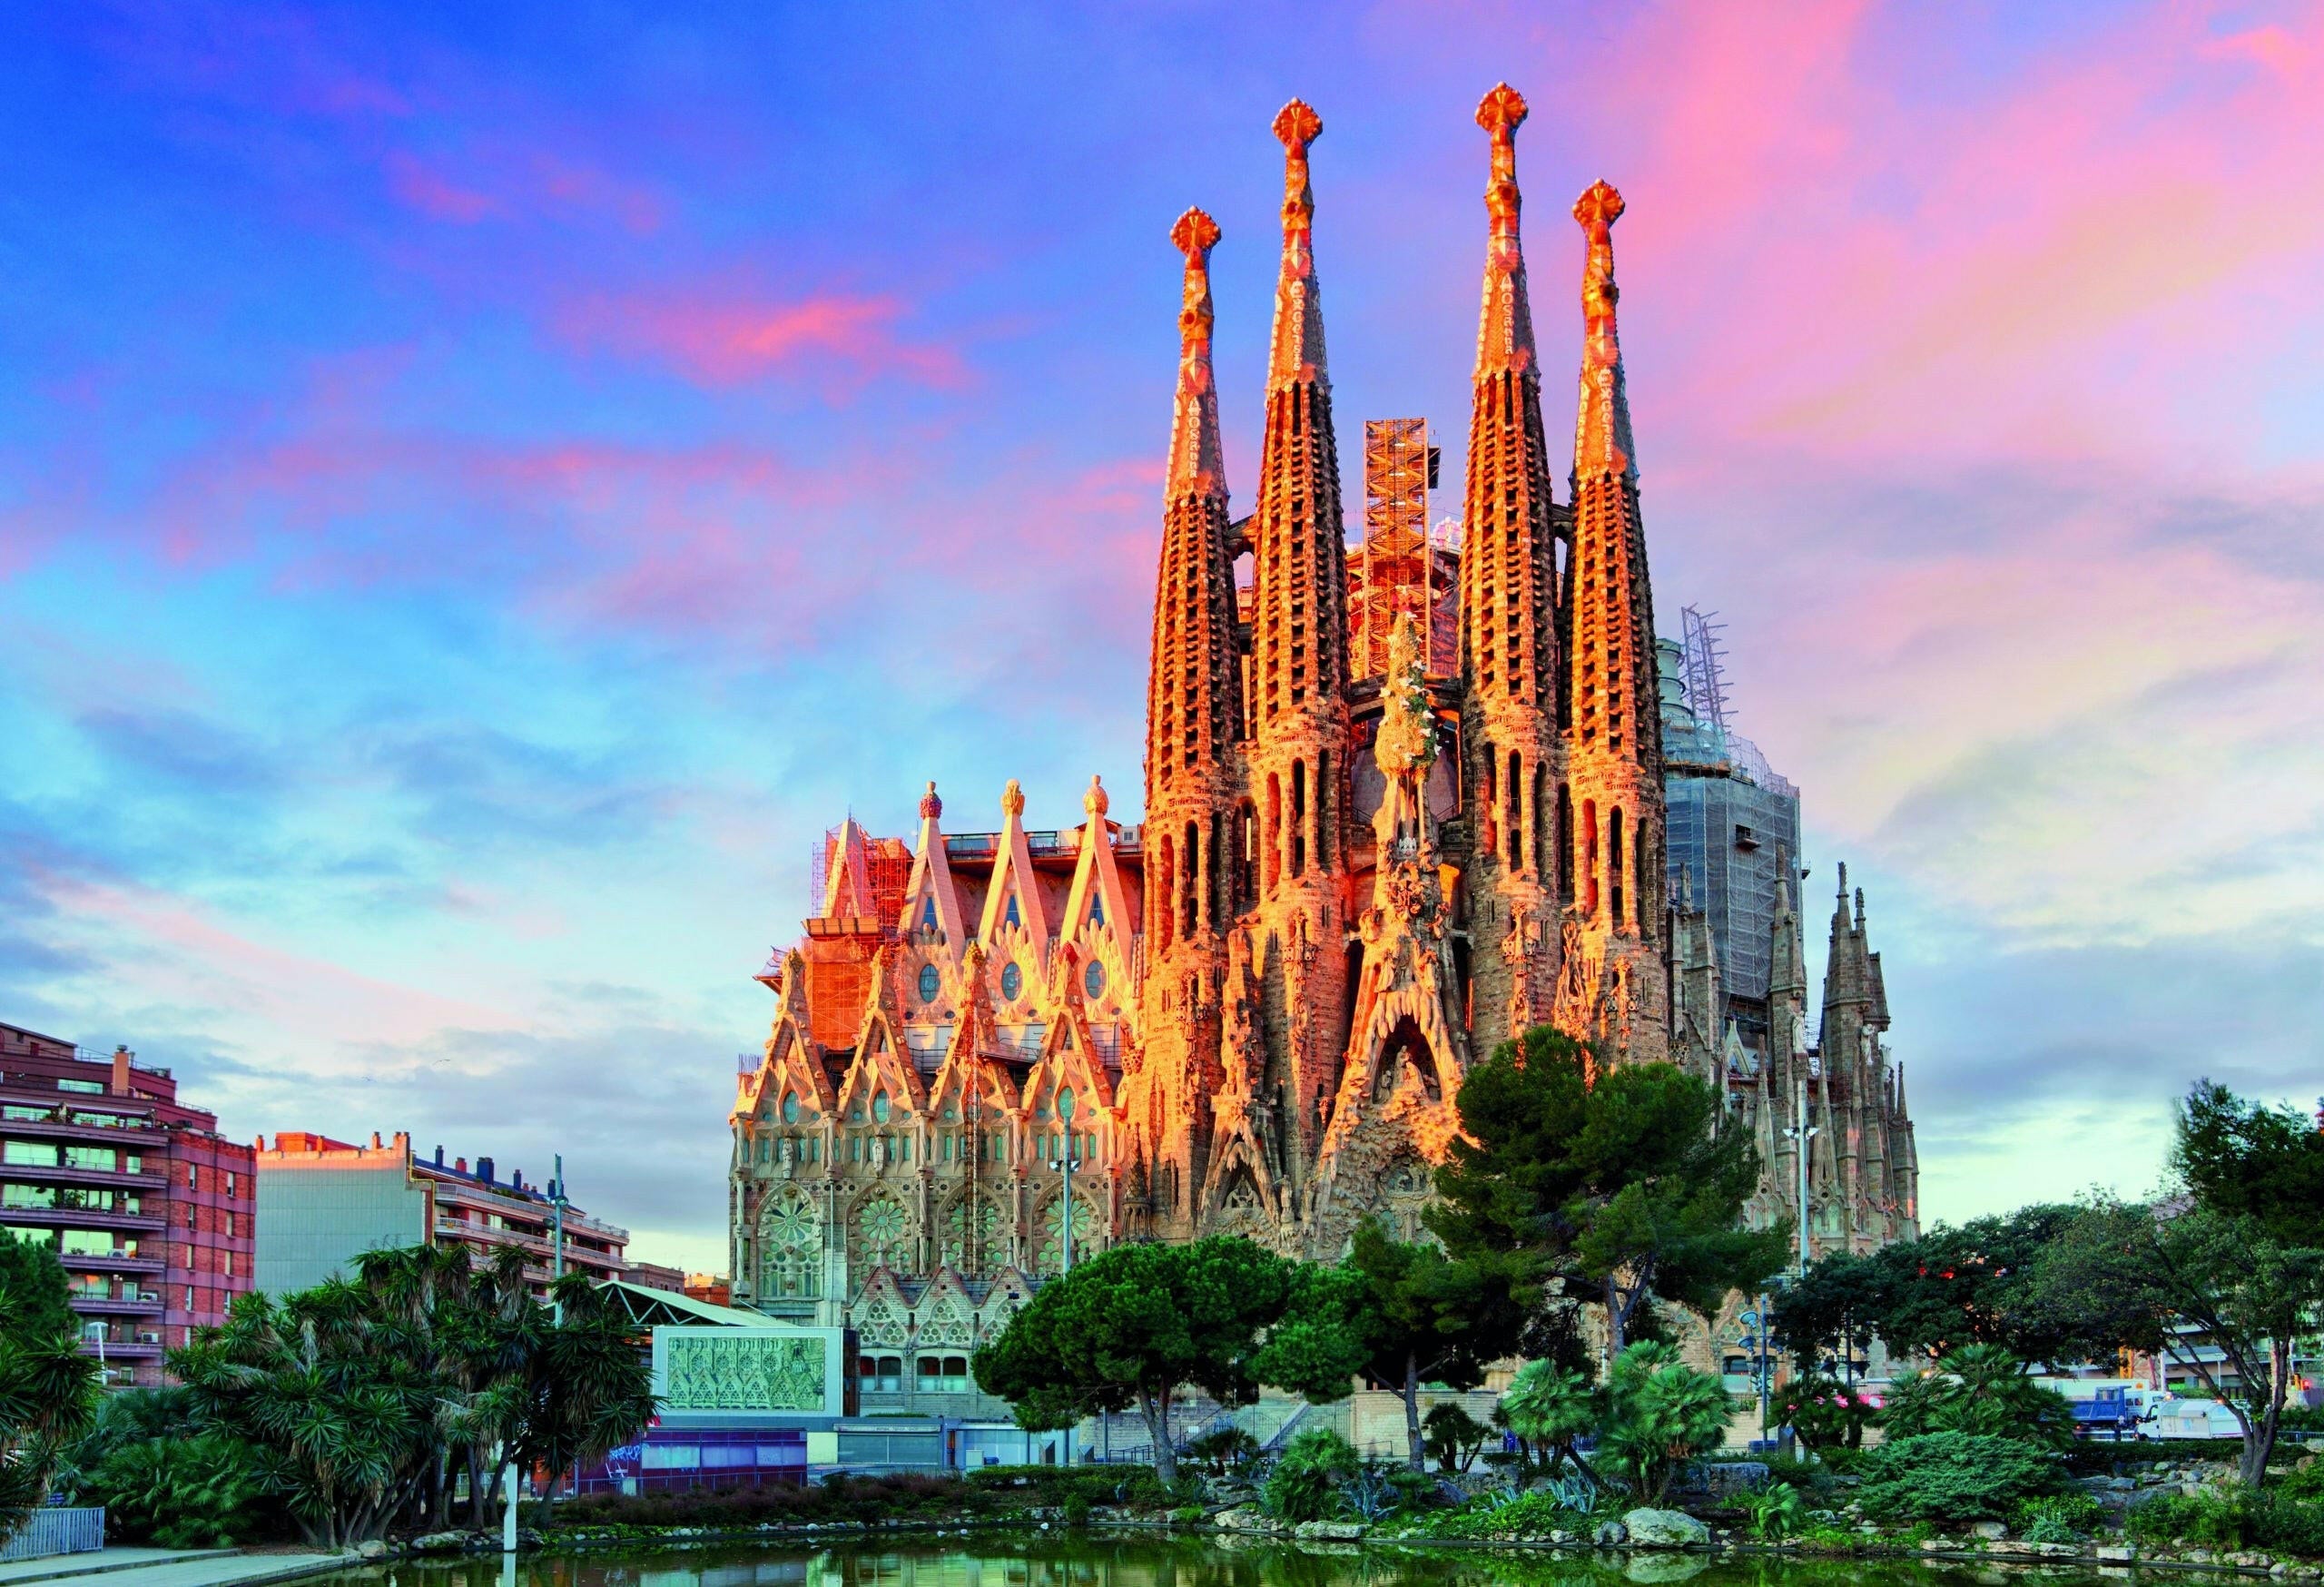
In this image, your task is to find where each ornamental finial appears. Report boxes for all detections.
[1166,207,1226,500]
[1000,778,1026,819]
[1571,179,1635,478]
[919,780,942,821]
[1266,100,1328,391]
[1478,84,1528,237]
[1084,774,1109,818]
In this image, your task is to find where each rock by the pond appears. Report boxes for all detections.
[1213,1506,1273,1533]
[1621,1509,1709,1549]
[354,1541,391,1561]
[1293,1520,1365,1541]
[409,1531,476,1554]
[1969,1521,2007,1541]
[1593,1519,1630,1547]
[2096,1545,2139,1562]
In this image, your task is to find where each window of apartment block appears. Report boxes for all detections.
[58,1079,103,1095]
[224,1171,237,1198]
[63,1145,113,1172]
[3,1140,57,1167]
[186,1164,197,1190]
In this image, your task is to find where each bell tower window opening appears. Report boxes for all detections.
[1583,799,1600,917]
[1290,760,1308,878]
[1315,748,1331,866]
[1610,810,1626,928]
[1504,750,1522,871]
[1182,822,1201,939]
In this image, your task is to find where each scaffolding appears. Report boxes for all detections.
[1352,419,1450,678]
[1679,606,1733,737]
[807,823,912,923]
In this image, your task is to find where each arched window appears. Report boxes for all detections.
[1315,749,1331,866]
[1610,810,1627,928]
[1505,750,1523,871]
[1290,760,1308,878]
[1583,799,1600,917]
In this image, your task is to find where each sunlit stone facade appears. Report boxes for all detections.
[726,89,1917,1376]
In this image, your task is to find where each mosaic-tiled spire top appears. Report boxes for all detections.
[1250,99,1350,736]
[1461,82,1558,722]
[1473,83,1536,376]
[1165,207,1227,502]
[1572,179,1637,482]
[1147,212,1243,810]
[1265,99,1328,392]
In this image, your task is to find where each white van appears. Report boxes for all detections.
[2143,1398,2245,1439]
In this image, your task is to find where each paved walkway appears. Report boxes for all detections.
[0,1552,345,1587]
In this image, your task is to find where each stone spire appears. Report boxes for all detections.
[1250,98,1351,744]
[1145,209,1245,828]
[1562,178,1667,1061]
[1572,179,1637,481]
[1457,83,1564,1052]
[1165,207,1226,501]
[1265,99,1328,390]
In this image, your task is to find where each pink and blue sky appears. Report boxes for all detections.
[3,2,2319,1274]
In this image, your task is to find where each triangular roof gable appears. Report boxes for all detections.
[839,949,930,1115]
[977,780,1052,949]
[897,782,970,959]
[1022,969,1118,1118]
[927,944,1020,1121]
[1059,776,1133,962]
[824,816,878,919]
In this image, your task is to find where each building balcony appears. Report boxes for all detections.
[69,1288,163,1316]
[57,1248,163,1274]
[0,1111,162,1143]
[0,1162,163,1191]
[79,1336,163,1359]
[0,1202,167,1234]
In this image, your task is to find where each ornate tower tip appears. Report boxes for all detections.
[1084,774,1109,817]
[1001,778,1026,818]
[1170,206,1222,259]
[1273,98,1322,150]
[1477,83,1529,134]
[1574,179,1626,229]
[919,780,942,820]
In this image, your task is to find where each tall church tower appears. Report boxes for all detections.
[1131,207,1244,1238]
[1557,180,1669,1062]
[1457,84,1565,1057]
[1246,101,1354,1185]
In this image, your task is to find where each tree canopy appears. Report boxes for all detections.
[1433,1026,1788,1363]
[0,1237,98,1545]
[972,1234,1305,1484]
[0,1233,78,1348]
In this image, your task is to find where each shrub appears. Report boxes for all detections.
[1421,1403,1493,1474]
[1879,1346,2077,1453]
[80,1433,276,1547]
[2127,1490,2250,1549]
[1854,1432,2065,1523]
[1394,1482,1602,1540]
[1263,1427,1357,1523]
[2250,1493,2324,1558]
[2015,1493,2106,1543]
[1183,1426,1259,1475]
[1594,1341,1735,1503]
[1742,1480,1807,1540]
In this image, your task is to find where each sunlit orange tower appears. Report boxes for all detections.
[1557,178,1669,1060]
[1129,206,1244,1237]
[1457,84,1566,1054]
[1240,100,1354,1189]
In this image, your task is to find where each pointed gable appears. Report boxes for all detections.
[978,779,1053,948]
[897,781,970,957]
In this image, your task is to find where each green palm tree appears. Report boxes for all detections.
[1594,1341,1734,1503]
[1498,1358,1601,1481]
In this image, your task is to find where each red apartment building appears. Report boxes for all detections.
[0,1021,255,1385]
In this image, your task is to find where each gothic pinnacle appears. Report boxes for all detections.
[1572,178,1637,480]
[1166,207,1227,502]
[1474,84,1536,375]
[1266,99,1328,391]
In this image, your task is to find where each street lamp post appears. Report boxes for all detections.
[1787,1078,1817,1278]
[1049,1088,1080,1464]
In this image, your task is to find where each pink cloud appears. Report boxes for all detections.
[1539,2,2324,480]
[383,150,500,223]
[561,290,969,391]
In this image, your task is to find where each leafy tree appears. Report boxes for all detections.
[1421,1403,1492,1474]
[1768,1250,1882,1377]
[170,1244,655,1544]
[1591,1340,1735,1504]
[80,1432,272,1547]
[2173,1079,2324,1243]
[0,1233,78,1346]
[1853,1430,2064,1523]
[0,1265,100,1546]
[1497,1357,1600,1480]
[1856,1203,2087,1364]
[1433,1027,1789,1366]
[972,1235,1301,1484]
[1278,1222,1538,1470]
[1875,1344,2076,1452]
[2021,1197,2323,1487]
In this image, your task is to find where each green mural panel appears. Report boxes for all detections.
[665,1332,828,1411]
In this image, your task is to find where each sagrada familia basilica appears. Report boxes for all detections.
[727,88,1918,1364]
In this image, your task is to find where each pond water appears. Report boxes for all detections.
[307,1536,2142,1587]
